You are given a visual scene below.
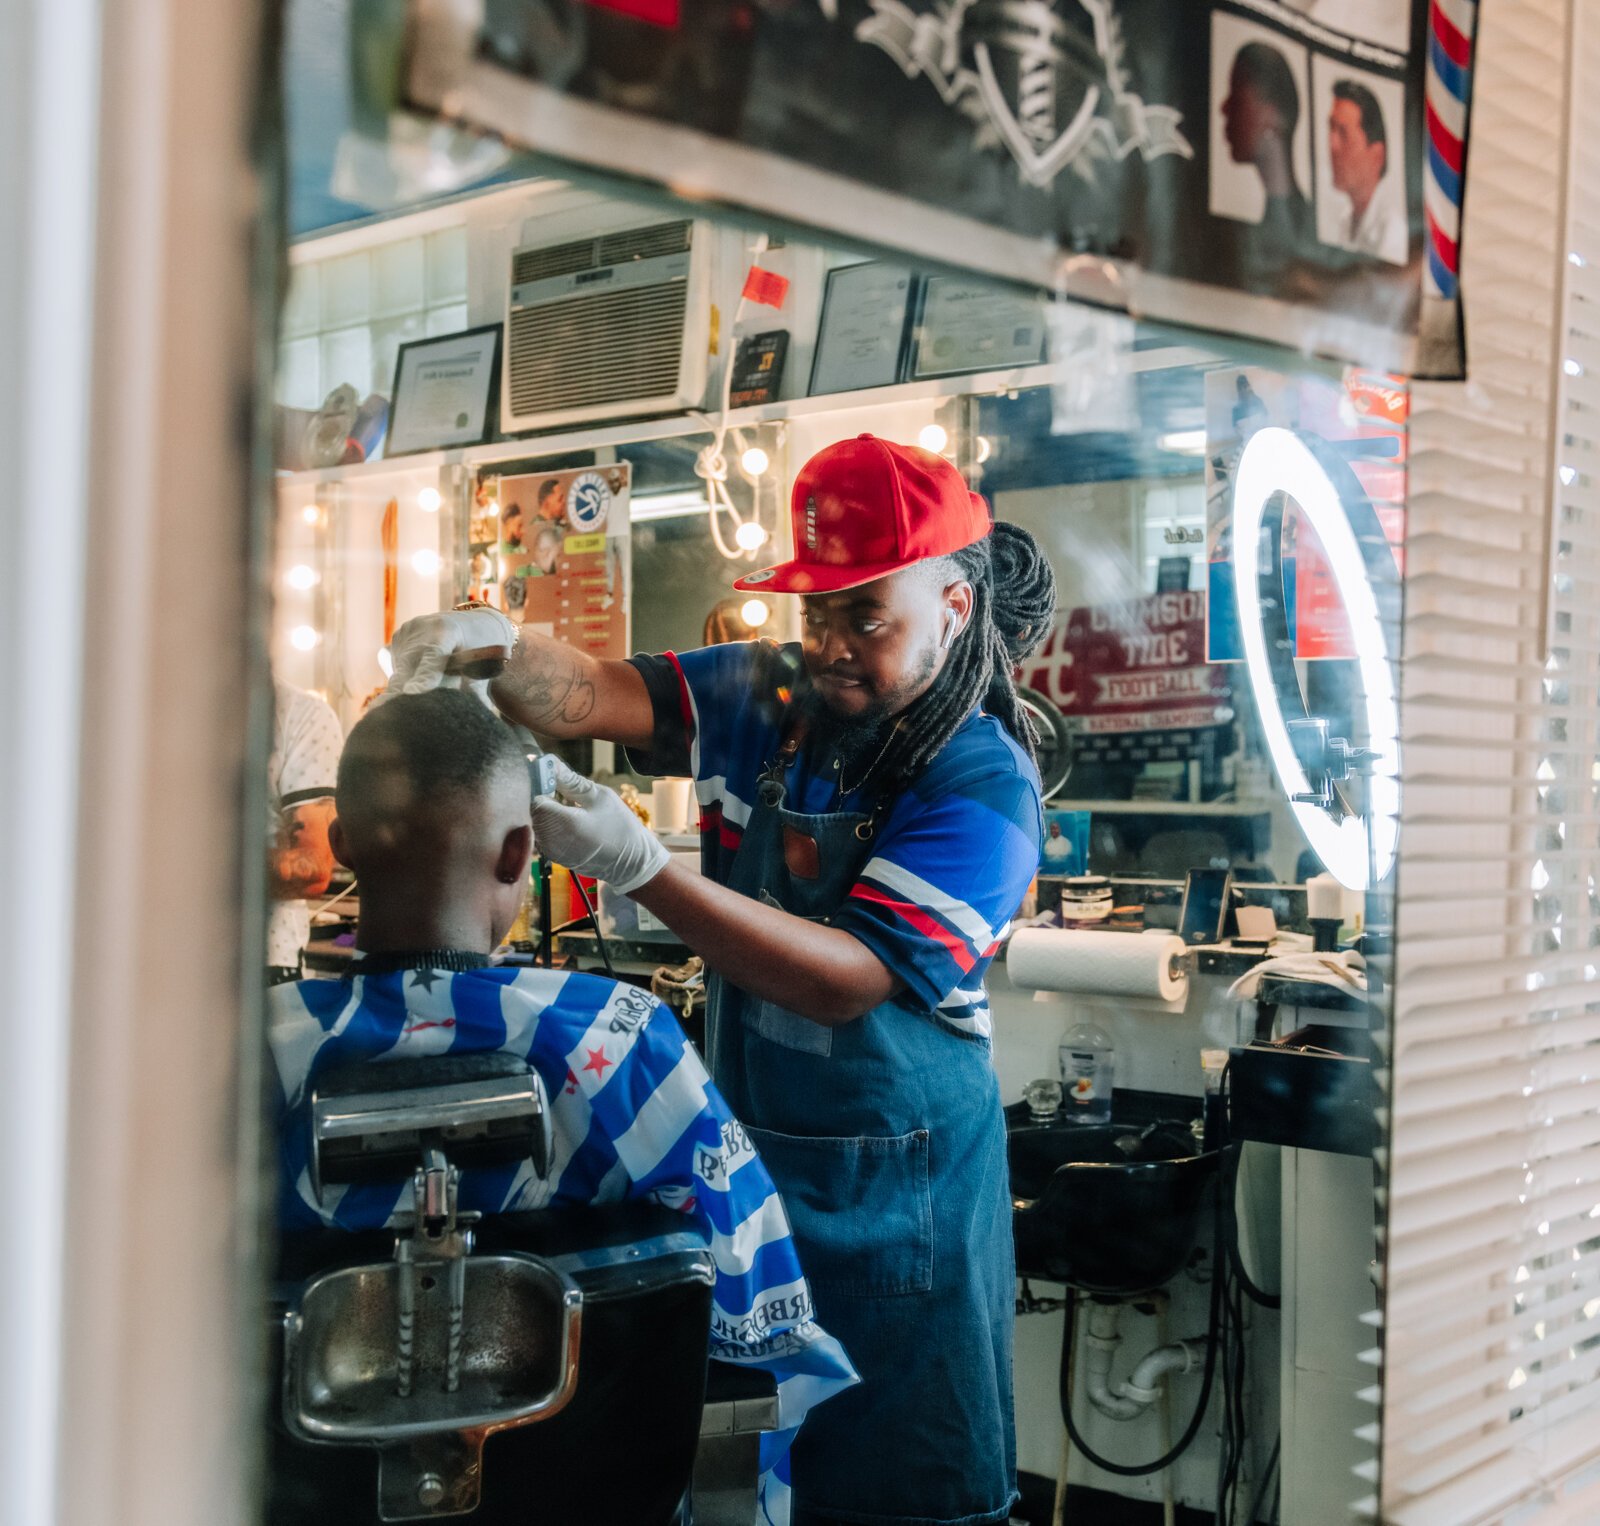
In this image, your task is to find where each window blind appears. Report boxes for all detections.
[1379,0,1600,1518]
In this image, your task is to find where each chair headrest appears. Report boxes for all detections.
[308,1053,552,1204]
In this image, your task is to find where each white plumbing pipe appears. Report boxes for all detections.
[1081,1300,1208,1421]
[1121,1341,1206,1406]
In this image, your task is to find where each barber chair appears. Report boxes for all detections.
[265,1055,777,1525]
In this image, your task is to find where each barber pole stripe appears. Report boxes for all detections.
[1423,0,1477,301]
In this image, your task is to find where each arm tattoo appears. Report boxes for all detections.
[500,649,599,728]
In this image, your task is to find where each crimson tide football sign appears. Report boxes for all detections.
[1024,591,1232,736]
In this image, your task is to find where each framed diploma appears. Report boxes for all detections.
[809,263,918,396]
[910,277,1047,380]
[386,324,503,456]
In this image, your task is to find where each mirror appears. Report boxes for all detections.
[262,156,1403,1525]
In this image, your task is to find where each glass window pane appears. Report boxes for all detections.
[426,227,468,305]
[276,336,321,410]
[319,326,372,400]
[319,252,371,330]
[281,265,319,339]
[372,238,425,318]
[425,302,469,337]
[370,314,425,398]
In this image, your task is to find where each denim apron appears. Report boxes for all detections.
[706,734,1018,1526]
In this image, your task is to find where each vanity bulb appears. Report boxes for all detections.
[740,598,772,628]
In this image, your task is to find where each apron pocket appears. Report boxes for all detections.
[746,1126,932,1296]
[746,1000,833,1057]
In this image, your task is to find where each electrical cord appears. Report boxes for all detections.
[1219,1071,1282,1310]
[533,854,616,977]
[570,874,616,979]
[1242,1435,1281,1526]
[1057,1176,1226,1477]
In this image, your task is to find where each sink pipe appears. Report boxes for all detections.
[1081,1300,1208,1421]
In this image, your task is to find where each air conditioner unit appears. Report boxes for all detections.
[502,217,716,435]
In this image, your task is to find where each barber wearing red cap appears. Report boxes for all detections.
[389,437,1057,1526]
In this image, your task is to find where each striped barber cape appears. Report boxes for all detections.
[268,961,858,1523]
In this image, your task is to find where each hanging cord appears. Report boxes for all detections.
[691,232,772,559]
[569,874,615,979]
[1242,1434,1281,1526]
[1220,1071,1282,1310]
[542,855,616,979]
[308,876,359,919]
[1056,1177,1226,1477]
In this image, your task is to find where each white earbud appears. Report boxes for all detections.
[940,613,958,651]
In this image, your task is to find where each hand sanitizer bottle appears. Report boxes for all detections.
[1059,1020,1115,1124]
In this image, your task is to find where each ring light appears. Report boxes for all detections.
[1232,427,1401,891]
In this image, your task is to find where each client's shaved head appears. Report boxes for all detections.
[334,690,534,953]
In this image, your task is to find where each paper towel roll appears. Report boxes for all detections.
[651,777,694,836]
[1006,928,1188,1003]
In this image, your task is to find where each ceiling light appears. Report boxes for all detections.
[734,521,769,551]
[289,624,321,652]
[1232,427,1399,891]
[285,563,319,591]
[412,548,442,577]
[918,424,949,453]
[740,598,772,628]
[417,486,442,513]
[741,446,770,476]
[631,490,713,522]
[1158,429,1208,455]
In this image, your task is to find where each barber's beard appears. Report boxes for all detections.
[795,683,894,776]
[797,645,941,775]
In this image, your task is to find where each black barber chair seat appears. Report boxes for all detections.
[264,1056,774,1526]
[268,1202,715,1526]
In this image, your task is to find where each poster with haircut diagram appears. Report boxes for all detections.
[410,0,1478,376]
[484,462,632,661]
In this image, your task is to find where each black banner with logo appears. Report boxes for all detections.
[409,0,1477,375]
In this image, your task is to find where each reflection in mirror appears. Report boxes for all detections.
[260,170,1405,1526]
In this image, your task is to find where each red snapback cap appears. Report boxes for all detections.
[732,434,992,594]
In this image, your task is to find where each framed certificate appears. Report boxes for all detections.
[911,277,1047,379]
[386,324,503,456]
[809,263,918,396]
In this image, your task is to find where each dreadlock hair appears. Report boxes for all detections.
[871,521,1057,798]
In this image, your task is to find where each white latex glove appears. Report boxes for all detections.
[532,759,671,896]
[383,607,517,703]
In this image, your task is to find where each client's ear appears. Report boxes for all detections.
[497,824,534,885]
[329,816,354,870]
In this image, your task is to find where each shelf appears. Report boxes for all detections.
[273,344,1217,494]
[1045,798,1279,817]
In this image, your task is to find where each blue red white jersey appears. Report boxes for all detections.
[627,640,1044,1040]
[267,965,857,1523]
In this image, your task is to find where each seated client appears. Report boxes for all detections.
[266,689,855,1520]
